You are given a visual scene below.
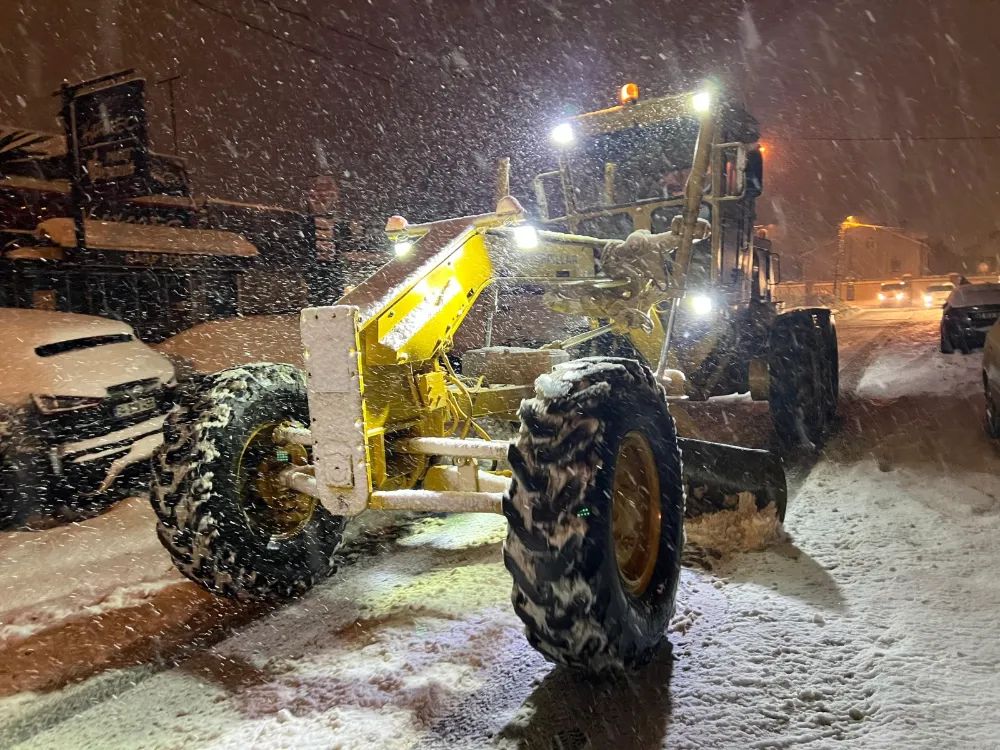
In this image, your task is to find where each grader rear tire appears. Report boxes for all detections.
[769,316,830,449]
[503,358,685,673]
[151,363,345,600]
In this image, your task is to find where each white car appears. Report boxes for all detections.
[0,309,175,526]
[922,282,955,308]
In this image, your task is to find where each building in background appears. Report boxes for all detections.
[842,223,930,280]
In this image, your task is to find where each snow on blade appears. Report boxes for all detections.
[684,492,786,555]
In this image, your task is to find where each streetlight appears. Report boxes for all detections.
[833,217,860,296]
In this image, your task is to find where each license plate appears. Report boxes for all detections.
[980,312,1000,320]
[115,396,157,418]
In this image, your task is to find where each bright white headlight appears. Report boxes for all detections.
[550,122,575,145]
[691,294,713,315]
[513,225,539,249]
[692,91,712,113]
[394,240,413,257]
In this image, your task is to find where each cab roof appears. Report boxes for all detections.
[567,90,759,143]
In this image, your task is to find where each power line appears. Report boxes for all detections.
[184,0,392,85]
[767,134,1000,143]
[247,0,399,57]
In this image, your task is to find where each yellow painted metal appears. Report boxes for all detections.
[484,229,598,280]
[417,371,449,410]
[469,384,533,421]
[365,231,494,367]
[323,87,729,505]
[667,403,702,440]
[236,421,317,539]
[611,431,662,596]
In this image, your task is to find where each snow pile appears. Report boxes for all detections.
[202,521,522,750]
[856,337,983,398]
[237,607,515,722]
[397,513,506,550]
[684,492,785,554]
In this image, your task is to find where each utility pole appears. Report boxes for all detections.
[154,73,182,155]
[833,217,852,298]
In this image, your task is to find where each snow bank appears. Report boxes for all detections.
[856,335,983,398]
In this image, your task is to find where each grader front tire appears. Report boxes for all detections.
[769,316,832,449]
[502,358,685,673]
[151,363,345,601]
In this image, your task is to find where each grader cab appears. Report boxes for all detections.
[151,86,837,673]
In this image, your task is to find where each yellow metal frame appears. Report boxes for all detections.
[330,90,724,496]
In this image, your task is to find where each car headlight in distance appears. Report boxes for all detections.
[878,293,885,300]
[924,294,933,306]
[550,122,575,146]
[690,294,713,315]
[32,394,103,413]
[513,225,539,249]
[896,292,904,300]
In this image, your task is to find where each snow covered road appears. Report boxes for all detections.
[5,308,1000,749]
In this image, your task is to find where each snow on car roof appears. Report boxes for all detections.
[154,314,301,374]
[948,282,1000,307]
[0,308,132,349]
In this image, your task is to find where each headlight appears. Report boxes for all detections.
[690,294,713,315]
[924,294,933,305]
[878,293,885,300]
[513,225,539,249]
[33,394,103,414]
[692,91,712,112]
[393,240,413,257]
[550,123,575,146]
[896,292,904,300]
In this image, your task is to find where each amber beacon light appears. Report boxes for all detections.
[620,82,640,104]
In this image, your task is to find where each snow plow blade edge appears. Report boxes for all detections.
[677,437,788,521]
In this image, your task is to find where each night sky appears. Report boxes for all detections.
[2,0,998,277]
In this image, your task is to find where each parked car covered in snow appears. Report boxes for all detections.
[940,283,1000,354]
[0,309,175,526]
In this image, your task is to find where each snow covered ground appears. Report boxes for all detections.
[5,307,1000,749]
[0,498,182,644]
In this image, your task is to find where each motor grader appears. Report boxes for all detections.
[151,86,838,673]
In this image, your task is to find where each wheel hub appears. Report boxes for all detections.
[237,422,317,539]
[611,431,662,596]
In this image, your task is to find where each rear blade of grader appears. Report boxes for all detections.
[677,437,788,521]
